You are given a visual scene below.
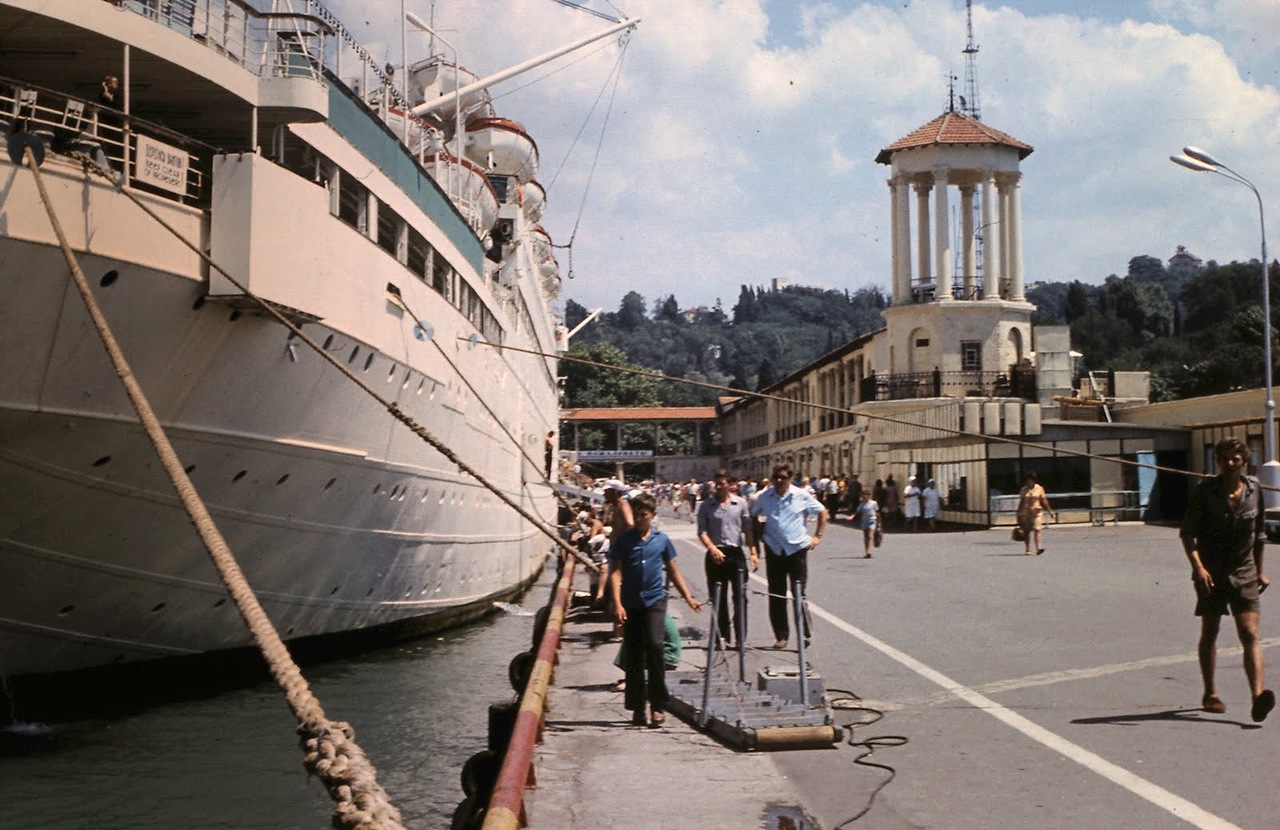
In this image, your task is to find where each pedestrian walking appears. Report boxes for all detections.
[1179,436,1273,722]
[696,469,758,648]
[608,493,702,728]
[1016,471,1055,555]
[751,462,828,649]
[854,489,880,558]
[921,478,942,531]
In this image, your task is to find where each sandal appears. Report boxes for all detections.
[1252,689,1275,723]
[1202,694,1226,715]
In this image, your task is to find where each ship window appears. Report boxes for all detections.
[407,227,429,280]
[376,202,400,257]
[338,175,368,233]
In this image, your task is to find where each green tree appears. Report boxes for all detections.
[615,291,648,331]
[561,342,661,408]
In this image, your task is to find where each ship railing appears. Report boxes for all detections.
[858,368,1038,402]
[116,0,330,82]
[0,76,210,205]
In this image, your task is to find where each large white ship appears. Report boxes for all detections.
[0,0,630,692]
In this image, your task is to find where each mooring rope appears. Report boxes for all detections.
[471,338,1228,487]
[69,152,599,576]
[24,147,404,829]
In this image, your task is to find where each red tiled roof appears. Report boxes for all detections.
[876,111,1033,165]
[561,406,718,422]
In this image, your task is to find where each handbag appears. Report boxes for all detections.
[1011,526,1026,542]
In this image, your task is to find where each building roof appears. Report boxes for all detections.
[560,406,719,423]
[876,111,1034,165]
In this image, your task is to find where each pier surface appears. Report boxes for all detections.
[529,520,1279,829]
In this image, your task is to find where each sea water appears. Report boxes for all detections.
[0,563,555,829]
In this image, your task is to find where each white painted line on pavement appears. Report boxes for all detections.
[802,598,1245,830]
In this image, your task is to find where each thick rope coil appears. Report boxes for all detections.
[25,148,403,829]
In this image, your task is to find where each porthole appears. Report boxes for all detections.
[150,602,166,613]
[402,370,412,389]
[323,334,334,350]
[349,346,359,364]
[99,270,119,287]
[92,455,111,467]
[276,474,290,486]
[325,477,337,490]
[389,485,400,499]
[232,470,247,482]
[329,586,340,596]
[420,490,430,503]
[285,627,295,636]
[58,604,75,616]
[184,464,197,474]
[373,484,382,495]
[213,598,226,608]
[387,364,396,382]
[416,379,425,396]
[364,353,375,371]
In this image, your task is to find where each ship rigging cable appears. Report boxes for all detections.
[468,339,1251,491]
[70,152,599,575]
[23,147,404,830]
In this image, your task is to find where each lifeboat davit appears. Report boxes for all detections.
[409,57,487,124]
[383,107,428,150]
[425,152,499,233]
[465,117,539,184]
[522,179,546,223]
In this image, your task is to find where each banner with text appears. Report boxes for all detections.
[576,450,654,460]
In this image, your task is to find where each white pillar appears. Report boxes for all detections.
[960,184,976,299]
[915,181,932,292]
[933,166,951,297]
[998,176,1012,298]
[1008,172,1025,301]
[894,174,912,304]
[981,173,997,298]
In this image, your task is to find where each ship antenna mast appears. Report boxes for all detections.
[961,0,981,120]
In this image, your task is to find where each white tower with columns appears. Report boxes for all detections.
[873,109,1036,383]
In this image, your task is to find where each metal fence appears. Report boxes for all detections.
[990,490,1143,525]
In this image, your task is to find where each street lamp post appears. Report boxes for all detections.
[1171,146,1278,506]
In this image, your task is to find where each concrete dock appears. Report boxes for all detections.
[524,519,1279,830]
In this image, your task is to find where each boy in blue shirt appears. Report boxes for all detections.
[608,493,702,727]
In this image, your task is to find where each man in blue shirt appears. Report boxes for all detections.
[608,493,702,727]
[752,463,828,649]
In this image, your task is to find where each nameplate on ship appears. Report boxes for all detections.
[135,134,189,195]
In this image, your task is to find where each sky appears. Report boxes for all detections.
[328,0,1280,316]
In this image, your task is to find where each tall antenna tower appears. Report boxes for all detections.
[960,0,981,120]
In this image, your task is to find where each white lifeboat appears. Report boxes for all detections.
[383,107,427,151]
[409,57,487,124]
[521,179,546,223]
[465,117,539,184]
[425,152,500,233]
[530,225,561,295]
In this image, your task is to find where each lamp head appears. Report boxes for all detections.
[1170,154,1215,173]
[1182,146,1222,167]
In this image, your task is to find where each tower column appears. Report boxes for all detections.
[960,184,976,299]
[1007,172,1025,300]
[892,174,912,304]
[914,181,932,293]
[998,175,1012,297]
[933,165,951,298]
[981,172,997,298]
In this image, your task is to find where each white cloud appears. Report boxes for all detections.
[329,1,1280,314]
